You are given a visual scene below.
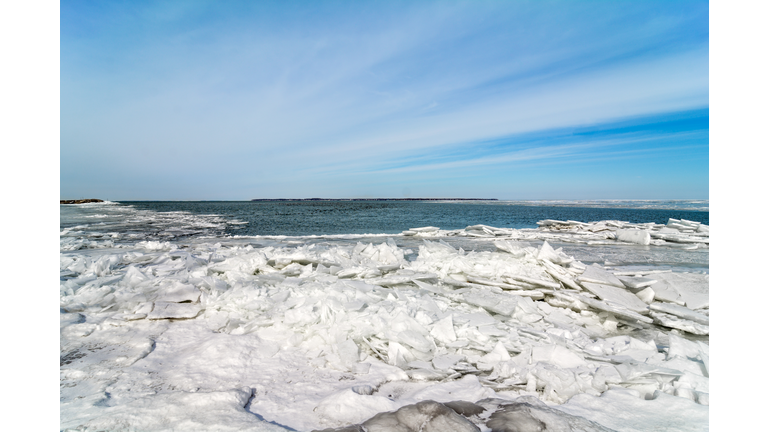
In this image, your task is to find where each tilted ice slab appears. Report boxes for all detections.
[61,221,708,431]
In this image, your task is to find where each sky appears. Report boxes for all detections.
[60,0,709,200]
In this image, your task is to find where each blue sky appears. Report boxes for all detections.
[60,0,709,200]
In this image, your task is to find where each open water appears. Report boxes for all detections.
[64,200,709,239]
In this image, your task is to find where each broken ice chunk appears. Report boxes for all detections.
[410,226,440,233]
[408,368,447,380]
[537,219,567,227]
[494,240,528,257]
[477,342,511,370]
[337,339,361,366]
[541,261,581,291]
[377,264,401,273]
[463,290,518,316]
[649,303,709,325]
[388,341,415,367]
[443,276,469,287]
[122,266,150,288]
[667,218,688,230]
[536,241,574,265]
[429,315,457,344]
[668,334,709,364]
[614,363,683,383]
[571,294,653,324]
[133,302,153,315]
[649,312,709,335]
[618,276,657,290]
[432,354,465,371]
[413,280,451,296]
[647,281,682,304]
[616,229,651,245]
[649,272,708,309]
[505,274,560,290]
[507,290,546,300]
[579,282,649,313]
[532,344,586,369]
[682,293,709,310]
[635,287,655,304]
[578,265,625,288]
[397,330,433,353]
[156,282,200,303]
[454,312,497,327]
[511,297,543,324]
[591,366,623,391]
[343,299,366,311]
[466,275,520,290]
[147,302,202,320]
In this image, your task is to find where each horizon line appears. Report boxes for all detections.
[61,198,709,202]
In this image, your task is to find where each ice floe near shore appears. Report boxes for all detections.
[401,218,709,250]
[61,217,708,431]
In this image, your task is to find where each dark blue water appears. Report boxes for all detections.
[119,201,709,237]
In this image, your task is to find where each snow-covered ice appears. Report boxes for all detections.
[60,204,709,431]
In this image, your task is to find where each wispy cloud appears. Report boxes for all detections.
[304,114,709,177]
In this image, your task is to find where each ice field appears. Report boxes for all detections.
[60,202,709,431]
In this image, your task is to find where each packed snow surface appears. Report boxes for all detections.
[61,204,708,431]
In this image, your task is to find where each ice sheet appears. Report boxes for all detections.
[60,208,708,431]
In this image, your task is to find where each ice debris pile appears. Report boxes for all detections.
[403,218,709,249]
[59,201,245,251]
[60,220,708,431]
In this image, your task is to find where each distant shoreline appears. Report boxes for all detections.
[250,198,498,202]
[60,199,104,204]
